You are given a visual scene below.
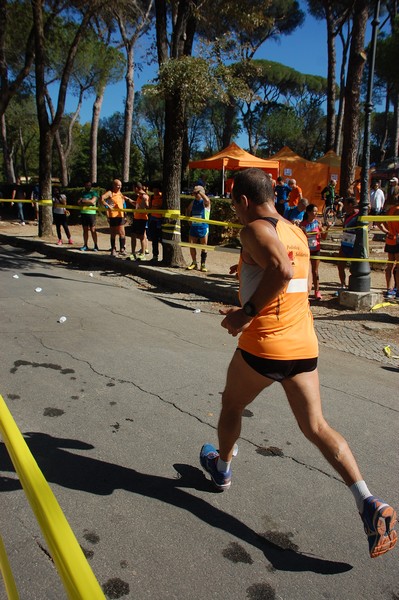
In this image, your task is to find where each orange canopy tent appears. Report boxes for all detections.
[271,146,361,209]
[270,146,326,209]
[316,150,362,195]
[189,142,279,195]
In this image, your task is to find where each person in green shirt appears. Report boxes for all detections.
[77,181,99,251]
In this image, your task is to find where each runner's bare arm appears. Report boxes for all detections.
[221,221,293,335]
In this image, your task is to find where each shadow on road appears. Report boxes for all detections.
[0,432,352,575]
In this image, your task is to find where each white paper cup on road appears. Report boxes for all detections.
[58,316,67,323]
[13,274,19,279]
[35,287,42,293]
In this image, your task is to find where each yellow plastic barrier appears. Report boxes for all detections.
[0,394,105,599]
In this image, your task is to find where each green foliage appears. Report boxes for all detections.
[96,112,144,185]
[375,17,399,93]
[199,0,305,60]
[156,56,227,111]
[66,122,91,186]
[3,92,40,178]
[4,0,33,77]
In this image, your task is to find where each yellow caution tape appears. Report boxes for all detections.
[178,241,240,253]
[0,533,19,600]
[371,302,396,311]
[383,345,399,359]
[310,255,398,264]
[360,214,399,222]
[0,394,105,599]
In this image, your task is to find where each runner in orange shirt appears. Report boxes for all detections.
[200,168,396,559]
[126,182,149,260]
[101,179,129,257]
[379,197,399,299]
[287,178,302,206]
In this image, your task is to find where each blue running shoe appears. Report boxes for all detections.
[200,444,231,491]
[80,245,88,251]
[360,496,397,558]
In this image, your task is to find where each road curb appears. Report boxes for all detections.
[0,232,240,306]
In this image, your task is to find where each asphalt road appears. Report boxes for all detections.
[0,244,398,600]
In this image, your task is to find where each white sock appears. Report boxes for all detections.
[217,457,231,473]
[349,480,372,512]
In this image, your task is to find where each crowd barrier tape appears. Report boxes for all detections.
[0,533,18,600]
[359,215,399,222]
[3,197,399,265]
[4,197,399,224]
[164,237,397,263]
[0,394,105,599]
[2,199,241,227]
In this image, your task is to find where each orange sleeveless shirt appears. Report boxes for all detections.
[238,219,318,360]
[106,191,125,218]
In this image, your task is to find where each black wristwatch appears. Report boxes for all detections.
[243,301,257,317]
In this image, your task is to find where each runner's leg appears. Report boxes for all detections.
[281,369,362,485]
[218,349,274,463]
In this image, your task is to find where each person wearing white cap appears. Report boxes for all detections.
[389,177,399,205]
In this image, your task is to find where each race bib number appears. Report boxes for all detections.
[342,232,356,248]
[308,235,318,249]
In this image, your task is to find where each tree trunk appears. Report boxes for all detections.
[19,126,29,182]
[379,86,390,162]
[38,129,53,237]
[340,1,368,197]
[161,91,186,267]
[334,25,351,154]
[393,91,399,158]
[155,0,196,267]
[1,113,15,182]
[122,43,134,184]
[90,86,105,184]
[325,5,336,152]
[55,130,69,186]
[31,0,98,235]
[222,97,237,148]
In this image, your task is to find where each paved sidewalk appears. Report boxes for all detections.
[1,219,398,366]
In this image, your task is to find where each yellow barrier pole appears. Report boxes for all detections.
[0,533,19,600]
[0,395,105,599]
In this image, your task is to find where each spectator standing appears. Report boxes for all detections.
[274,176,291,216]
[127,182,149,260]
[322,179,337,209]
[287,178,302,207]
[379,196,399,299]
[186,185,211,272]
[337,197,359,291]
[77,181,99,251]
[30,183,40,222]
[369,181,385,217]
[11,177,26,225]
[101,179,129,257]
[225,177,234,198]
[266,172,276,188]
[284,197,308,225]
[52,187,73,245]
[148,186,163,263]
[388,177,399,206]
[300,204,329,300]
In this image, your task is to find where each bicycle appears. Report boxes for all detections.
[322,198,345,227]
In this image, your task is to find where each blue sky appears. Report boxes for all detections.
[67,2,380,128]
